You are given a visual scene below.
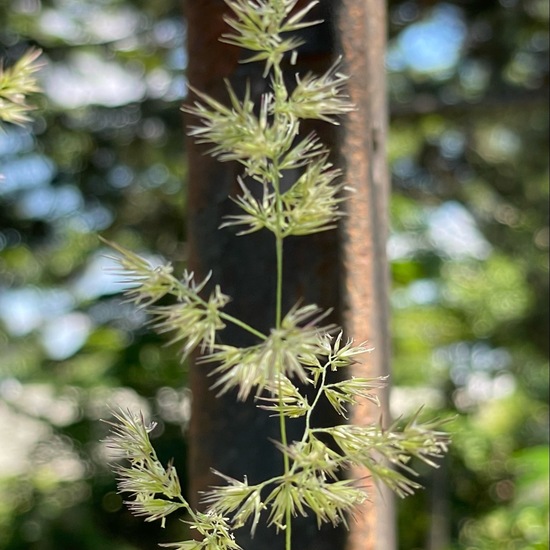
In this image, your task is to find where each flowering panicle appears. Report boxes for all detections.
[104,0,451,548]
[150,284,230,358]
[104,409,240,548]
[0,49,43,126]
[283,59,355,123]
[202,471,266,535]
[317,418,451,498]
[255,374,309,417]
[102,238,237,358]
[204,303,334,399]
[161,511,242,550]
[103,409,187,527]
[263,472,365,530]
[221,0,321,75]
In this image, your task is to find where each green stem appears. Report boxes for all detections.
[287,363,329,477]
[302,365,328,443]
[219,311,267,341]
[275,232,284,329]
[269,55,302,550]
[270,83,292,544]
[275,231,292,550]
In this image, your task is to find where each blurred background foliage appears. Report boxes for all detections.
[0,0,548,549]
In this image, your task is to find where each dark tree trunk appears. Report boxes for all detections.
[185,1,392,549]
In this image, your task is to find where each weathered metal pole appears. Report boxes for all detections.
[336,1,395,549]
[185,1,392,548]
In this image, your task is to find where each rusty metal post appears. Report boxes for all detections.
[336,1,395,549]
[185,1,392,548]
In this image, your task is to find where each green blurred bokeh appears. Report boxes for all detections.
[0,1,548,549]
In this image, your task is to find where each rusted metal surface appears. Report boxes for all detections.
[185,1,392,548]
[336,1,395,549]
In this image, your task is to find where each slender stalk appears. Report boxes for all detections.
[275,231,292,550]
[302,365,328,443]
[271,112,292,546]
[219,311,267,341]
[272,62,287,333]
[275,232,284,330]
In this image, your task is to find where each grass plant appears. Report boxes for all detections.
[104,2,450,548]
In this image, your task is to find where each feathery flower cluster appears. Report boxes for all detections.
[0,49,43,126]
[104,410,187,527]
[104,409,241,549]
[104,1,451,548]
